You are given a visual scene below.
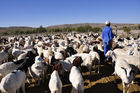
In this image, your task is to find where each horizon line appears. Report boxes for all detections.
[0,22,140,28]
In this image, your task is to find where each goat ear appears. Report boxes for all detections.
[112,51,115,55]
[121,67,125,70]
[121,67,127,75]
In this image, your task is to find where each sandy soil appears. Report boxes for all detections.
[25,62,140,93]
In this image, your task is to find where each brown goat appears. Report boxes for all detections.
[53,63,62,72]
[72,57,83,67]
[43,43,53,47]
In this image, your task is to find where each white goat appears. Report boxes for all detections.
[43,47,54,59]
[131,43,140,56]
[12,43,24,60]
[36,45,44,57]
[24,40,33,49]
[0,50,8,64]
[72,53,99,76]
[89,50,100,73]
[28,56,44,86]
[106,50,140,70]
[0,70,26,93]
[69,57,84,93]
[54,51,65,60]
[0,59,24,78]
[49,63,62,93]
[113,58,136,93]
[0,51,36,93]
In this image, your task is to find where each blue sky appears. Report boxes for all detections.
[0,0,140,27]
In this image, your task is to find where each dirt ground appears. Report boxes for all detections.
[25,62,140,93]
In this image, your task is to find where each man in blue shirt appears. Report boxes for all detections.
[102,21,114,61]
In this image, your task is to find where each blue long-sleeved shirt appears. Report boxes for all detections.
[102,26,114,44]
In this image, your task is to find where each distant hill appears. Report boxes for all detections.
[47,23,104,28]
[0,23,140,35]
[46,23,140,29]
[0,26,35,33]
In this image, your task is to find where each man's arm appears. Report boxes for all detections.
[109,28,114,44]
[109,28,114,40]
[102,30,104,40]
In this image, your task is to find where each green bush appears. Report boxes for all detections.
[36,26,47,33]
[2,32,9,36]
[47,28,63,33]
[8,25,104,35]
[62,27,72,32]
[92,27,102,32]
[84,25,92,32]
[75,25,92,32]
[75,26,85,32]
[24,30,33,34]
[12,29,23,35]
[123,26,131,34]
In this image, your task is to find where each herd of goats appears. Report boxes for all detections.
[0,32,140,93]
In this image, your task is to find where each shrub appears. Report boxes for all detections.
[75,25,92,32]
[36,26,47,33]
[24,30,33,34]
[92,27,102,32]
[75,26,85,32]
[2,32,9,36]
[12,29,23,35]
[123,26,131,34]
[50,28,63,32]
[62,27,72,32]
[84,25,92,32]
